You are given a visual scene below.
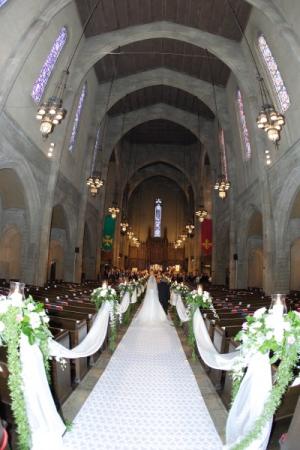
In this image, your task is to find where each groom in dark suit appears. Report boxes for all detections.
[157,274,170,314]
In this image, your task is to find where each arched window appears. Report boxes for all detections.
[0,0,9,7]
[94,127,101,153]
[154,199,162,238]
[31,26,68,104]
[68,82,87,152]
[258,34,290,112]
[236,89,251,160]
[219,128,228,178]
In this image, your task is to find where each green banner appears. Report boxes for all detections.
[102,215,116,251]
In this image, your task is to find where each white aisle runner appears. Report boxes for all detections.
[63,318,222,450]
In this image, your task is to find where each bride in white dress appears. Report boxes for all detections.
[137,274,167,323]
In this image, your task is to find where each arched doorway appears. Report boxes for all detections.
[0,168,27,281]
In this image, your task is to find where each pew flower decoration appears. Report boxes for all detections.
[185,287,218,359]
[0,295,51,450]
[117,282,134,298]
[91,283,118,351]
[171,282,189,297]
[230,308,300,450]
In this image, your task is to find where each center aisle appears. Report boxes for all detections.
[63,317,223,449]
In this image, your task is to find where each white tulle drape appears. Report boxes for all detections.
[171,295,273,450]
[225,353,272,450]
[170,291,178,306]
[21,289,136,449]
[174,292,190,323]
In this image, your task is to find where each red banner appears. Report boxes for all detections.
[201,219,212,255]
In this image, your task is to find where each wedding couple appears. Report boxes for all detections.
[137,274,170,323]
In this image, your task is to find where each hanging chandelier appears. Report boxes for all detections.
[256,92,285,143]
[86,175,103,197]
[206,49,231,200]
[185,224,195,236]
[127,231,134,240]
[227,0,286,144]
[36,1,101,138]
[195,206,208,223]
[180,232,187,242]
[120,221,129,234]
[36,70,68,138]
[108,205,120,219]
[214,176,231,199]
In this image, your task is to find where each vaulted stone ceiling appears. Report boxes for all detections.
[124,119,198,145]
[93,40,230,86]
[75,0,251,150]
[76,0,251,40]
[108,85,214,118]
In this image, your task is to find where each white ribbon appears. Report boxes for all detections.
[131,289,137,304]
[175,294,190,323]
[192,308,272,449]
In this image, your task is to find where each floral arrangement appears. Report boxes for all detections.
[170,282,189,297]
[0,294,52,450]
[117,282,134,298]
[185,288,218,359]
[230,307,300,450]
[91,284,118,351]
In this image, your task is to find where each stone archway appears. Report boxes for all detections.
[0,225,22,280]
[290,238,300,291]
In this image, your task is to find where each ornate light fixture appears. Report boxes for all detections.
[227,0,286,144]
[120,220,129,234]
[36,1,101,138]
[86,175,103,197]
[195,187,208,221]
[127,230,134,240]
[195,206,208,222]
[185,224,195,236]
[36,71,68,137]
[108,204,120,219]
[256,97,285,143]
[214,176,231,200]
[207,49,231,200]
[180,232,187,242]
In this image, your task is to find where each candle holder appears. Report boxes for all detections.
[270,293,287,315]
[197,285,203,295]
[8,281,25,303]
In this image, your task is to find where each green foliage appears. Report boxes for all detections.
[230,309,300,450]
[0,296,52,449]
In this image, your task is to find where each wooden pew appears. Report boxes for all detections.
[48,316,88,383]
[50,328,72,407]
[208,323,241,390]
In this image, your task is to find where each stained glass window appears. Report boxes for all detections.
[219,128,228,178]
[94,127,101,153]
[236,90,252,160]
[154,199,162,238]
[91,127,101,172]
[68,82,87,152]
[31,26,68,104]
[0,0,8,7]
[258,34,290,112]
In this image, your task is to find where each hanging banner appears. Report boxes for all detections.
[201,219,212,255]
[101,215,116,251]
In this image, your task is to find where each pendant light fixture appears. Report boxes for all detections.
[226,0,286,144]
[36,0,102,138]
[207,50,231,200]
